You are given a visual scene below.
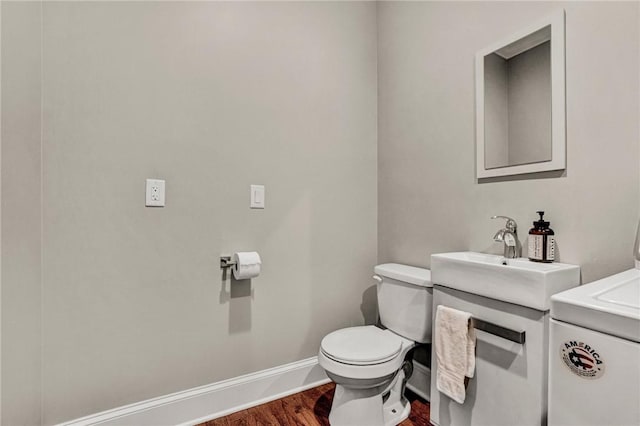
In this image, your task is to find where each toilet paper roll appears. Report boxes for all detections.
[232,251,262,280]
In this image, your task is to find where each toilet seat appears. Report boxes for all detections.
[318,326,414,381]
[321,326,403,365]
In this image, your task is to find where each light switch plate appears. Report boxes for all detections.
[146,179,165,207]
[250,185,265,209]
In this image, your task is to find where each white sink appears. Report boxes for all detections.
[551,268,640,342]
[431,252,581,311]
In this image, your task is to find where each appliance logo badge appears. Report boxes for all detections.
[560,340,605,379]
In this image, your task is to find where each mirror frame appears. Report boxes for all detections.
[476,10,565,179]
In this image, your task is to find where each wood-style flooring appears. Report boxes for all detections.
[199,382,430,426]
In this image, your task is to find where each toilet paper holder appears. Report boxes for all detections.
[220,252,262,280]
[220,256,237,269]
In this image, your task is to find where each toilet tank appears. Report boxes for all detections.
[374,263,433,343]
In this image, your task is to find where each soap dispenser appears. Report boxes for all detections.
[528,211,555,263]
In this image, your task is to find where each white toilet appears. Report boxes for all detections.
[318,263,432,426]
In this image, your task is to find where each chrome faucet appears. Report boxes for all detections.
[491,216,520,259]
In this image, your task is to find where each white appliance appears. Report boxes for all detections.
[318,263,432,426]
[548,220,640,426]
[549,265,640,426]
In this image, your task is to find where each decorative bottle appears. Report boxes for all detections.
[528,211,555,263]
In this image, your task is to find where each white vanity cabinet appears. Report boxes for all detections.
[430,285,550,426]
[428,251,580,426]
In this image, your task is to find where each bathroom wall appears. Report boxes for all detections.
[378,1,640,283]
[1,2,43,424]
[33,2,377,423]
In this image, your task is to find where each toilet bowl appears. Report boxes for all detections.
[318,264,433,426]
[319,326,416,426]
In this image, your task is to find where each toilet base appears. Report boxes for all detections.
[382,386,411,426]
[329,368,410,426]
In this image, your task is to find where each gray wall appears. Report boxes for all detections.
[1,1,378,423]
[1,2,42,424]
[378,1,640,283]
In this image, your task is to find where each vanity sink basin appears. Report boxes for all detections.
[431,252,580,311]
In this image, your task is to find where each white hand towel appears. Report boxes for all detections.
[435,305,477,404]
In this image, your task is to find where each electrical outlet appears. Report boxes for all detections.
[146,179,165,207]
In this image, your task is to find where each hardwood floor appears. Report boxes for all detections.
[199,382,430,426]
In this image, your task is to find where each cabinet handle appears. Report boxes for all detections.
[471,318,526,344]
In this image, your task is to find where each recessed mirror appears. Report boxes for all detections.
[476,11,565,179]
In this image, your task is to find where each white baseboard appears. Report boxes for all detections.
[406,360,431,402]
[57,357,330,426]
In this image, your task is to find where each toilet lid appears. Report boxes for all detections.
[320,326,403,365]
